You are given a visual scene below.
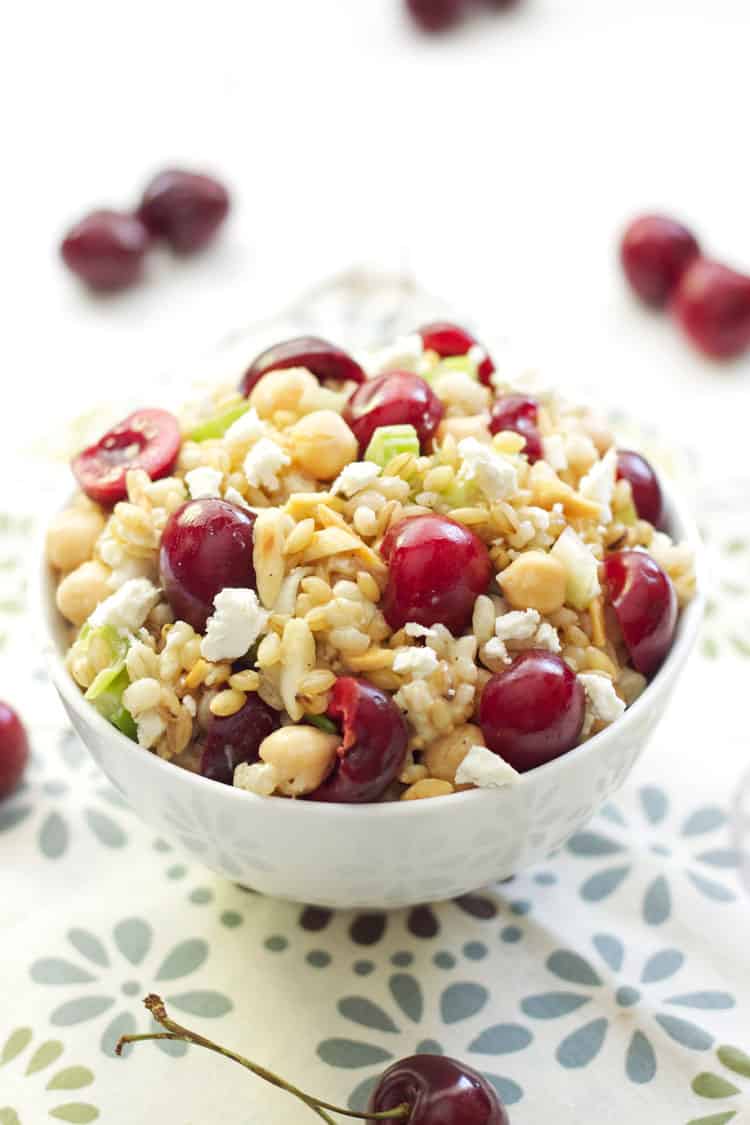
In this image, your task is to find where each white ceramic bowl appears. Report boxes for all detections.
[42,485,704,910]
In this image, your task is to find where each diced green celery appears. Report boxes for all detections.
[304,714,339,735]
[86,666,137,741]
[552,527,601,610]
[421,355,479,384]
[189,402,250,442]
[365,425,420,468]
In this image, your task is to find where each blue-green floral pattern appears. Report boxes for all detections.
[0,1026,98,1123]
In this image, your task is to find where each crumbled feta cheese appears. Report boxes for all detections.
[185,466,223,500]
[543,434,568,472]
[455,745,520,789]
[89,578,160,633]
[484,609,561,665]
[234,760,278,796]
[136,710,165,750]
[200,588,270,662]
[535,623,562,653]
[404,622,438,640]
[243,438,291,492]
[457,437,518,502]
[223,485,250,509]
[365,333,424,376]
[393,646,440,679]
[495,609,540,642]
[579,447,617,523]
[331,461,381,498]
[182,694,197,717]
[225,407,265,443]
[468,343,487,367]
[578,673,626,726]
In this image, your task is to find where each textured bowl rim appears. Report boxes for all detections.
[41,478,705,820]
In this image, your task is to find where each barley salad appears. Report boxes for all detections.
[47,325,696,803]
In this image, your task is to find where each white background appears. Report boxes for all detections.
[5,0,750,470]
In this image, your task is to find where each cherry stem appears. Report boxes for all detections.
[116,995,410,1123]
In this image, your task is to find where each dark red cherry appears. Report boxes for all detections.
[381,515,491,634]
[479,651,585,771]
[604,549,677,678]
[138,169,229,253]
[306,678,408,803]
[620,215,700,307]
[489,394,543,462]
[371,1055,508,1125]
[343,371,444,454]
[672,258,750,359]
[200,695,279,785]
[0,703,29,800]
[60,210,150,291]
[72,408,181,506]
[616,450,664,527]
[405,0,467,31]
[418,321,496,386]
[160,499,257,632]
[240,337,365,398]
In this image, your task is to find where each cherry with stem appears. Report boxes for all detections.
[116,994,410,1124]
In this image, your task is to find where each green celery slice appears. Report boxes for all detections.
[365,424,420,468]
[189,402,250,442]
[86,666,137,741]
[304,714,339,735]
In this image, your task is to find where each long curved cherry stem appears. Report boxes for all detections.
[116,995,410,1123]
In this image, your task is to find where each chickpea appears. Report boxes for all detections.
[259,725,339,796]
[55,560,111,626]
[499,550,567,615]
[401,778,454,800]
[423,723,485,784]
[436,415,491,445]
[46,507,106,572]
[249,367,317,420]
[288,410,358,481]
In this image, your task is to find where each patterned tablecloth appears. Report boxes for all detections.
[1,273,749,1125]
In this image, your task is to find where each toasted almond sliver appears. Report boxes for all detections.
[253,508,289,608]
[301,526,363,562]
[279,618,315,720]
[345,648,395,672]
[589,596,607,648]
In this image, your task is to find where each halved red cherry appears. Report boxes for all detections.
[405,0,467,31]
[0,703,29,800]
[72,408,181,505]
[418,321,496,385]
[343,371,444,454]
[381,514,491,634]
[371,1054,508,1125]
[479,651,585,772]
[240,337,365,398]
[60,210,150,291]
[604,549,677,678]
[672,258,750,359]
[620,214,700,307]
[616,450,664,527]
[200,695,279,785]
[138,169,230,253]
[489,394,543,462]
[306,678,408,804]
[160,498,257,632]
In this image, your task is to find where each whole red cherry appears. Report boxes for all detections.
[370,1055,508,1125]
[604,550,677,678]
[672,258,750,359]
[240,337,365,398]
[343,371,444,454]
[406,0,467,32]
[200,696,279,785]
[138,169,230,253]
[0,703,29,800]
[307,678,408,804]
[61,210,150,292]
[418,321,496,386]
[381,514,491,634]
[616,450,664,527]
[489,394,543,462]
[620,214,700,307]
[479,651,585,771]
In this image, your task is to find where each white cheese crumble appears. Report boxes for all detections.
[182,694,197,717]
[243,438,291,492]
[185,466,223,500]
[543,434,568,472]
[89,579,160,633]
[331,461,381,498]
[579,447,617,524]
[136,710,165,750]
[404,622,439,640]
[578,672,626,729]
[223,485,250,509]
[225,407,265,443]
[468,343,487,367]
[483,609,561,665]
[455,745,520,789]
[495,609,540,643]
[234,760,278,796]
[393,646,439,680]
[200,588,270,663]
[457,437,518,502]
[365,333,424,376]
